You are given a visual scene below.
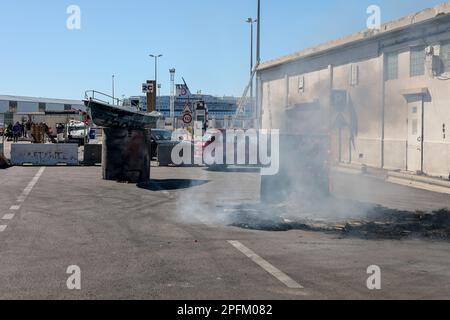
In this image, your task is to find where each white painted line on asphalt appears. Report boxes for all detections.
[10,205,21,211]
[2,214,15,220]
[0,225,7,232]
[16,167,45,203]
[228,240,304,289]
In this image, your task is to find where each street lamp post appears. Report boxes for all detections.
[246,18,256,106]
[169,68,176,121]
[256,0,261,65]
[150,54,163,111]
[255,0,261,128]
[149,54,163,90]
[112,75,115,105]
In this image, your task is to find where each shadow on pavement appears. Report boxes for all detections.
[205,166,261,173]
[138,179,210,191]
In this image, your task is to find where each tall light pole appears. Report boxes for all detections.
[255,0,261,128]
[150,54,162,111]
[246,18,256,108]
[112,75,115,105]
[169,68,176,121]
[256,0,261,65]
[149,54,163,90]
[158,84,162,112]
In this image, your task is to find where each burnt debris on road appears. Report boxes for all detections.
[226,202,450,241]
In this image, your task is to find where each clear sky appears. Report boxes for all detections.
[0,0,446,100]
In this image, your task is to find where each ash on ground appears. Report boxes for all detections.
[223,201,450,241]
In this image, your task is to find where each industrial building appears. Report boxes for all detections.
[257,3,450,179]
[0,95,85,114]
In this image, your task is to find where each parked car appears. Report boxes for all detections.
[150,129,175,160]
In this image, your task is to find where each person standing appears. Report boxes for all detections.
[25,120,32,139]
[12,122,21,143]
[21,122,25,138]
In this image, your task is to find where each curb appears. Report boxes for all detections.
[333,164,450,195]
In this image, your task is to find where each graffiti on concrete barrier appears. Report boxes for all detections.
[11,144,78,166]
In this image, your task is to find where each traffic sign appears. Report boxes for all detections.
[183,103,192,114]
[182,113,193,124]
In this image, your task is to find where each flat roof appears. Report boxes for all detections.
[0,95,84,106]
[258,2,450,71]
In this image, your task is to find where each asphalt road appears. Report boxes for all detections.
[0,166,449,299]
[331,171,450,212]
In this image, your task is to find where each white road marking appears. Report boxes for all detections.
[2,214,15,220]
[0,168,46,234]
[17,167,45,203]
[228,240,304,289]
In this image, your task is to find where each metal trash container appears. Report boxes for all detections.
[103,128,151,183]
[83,144,102,166]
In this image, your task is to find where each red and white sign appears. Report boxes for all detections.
[182,113,193,124]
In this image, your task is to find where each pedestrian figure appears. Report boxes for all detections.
[25,120,32,139]
[12,122,21,143]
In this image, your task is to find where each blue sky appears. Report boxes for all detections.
[0,0,445,100]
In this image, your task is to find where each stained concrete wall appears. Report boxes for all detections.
[259,14,450,178]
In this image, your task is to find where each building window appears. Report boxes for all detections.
[349,64,359,86]
[298,76,305,93]
[410,46,425,77]
[386,52,398,80]
[9,101,18,113]
[441,41,450,73]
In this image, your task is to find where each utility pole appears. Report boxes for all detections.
[157,84,162,112]
[150,54,162,112]
[112,75,115,105]
[169,68,176,123]
[255,0,261,128]
[150,54,163,93]
[247,18,256,106]
[256,0,261,65]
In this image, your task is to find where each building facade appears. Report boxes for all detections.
[257,3,450,178]
[0,95,85,114]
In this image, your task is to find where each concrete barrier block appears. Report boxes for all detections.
[11,144,79,166]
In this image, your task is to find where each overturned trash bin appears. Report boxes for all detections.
[103,128,152,183]
[83,93,160,183]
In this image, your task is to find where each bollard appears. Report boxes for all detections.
[102,128,151,183]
